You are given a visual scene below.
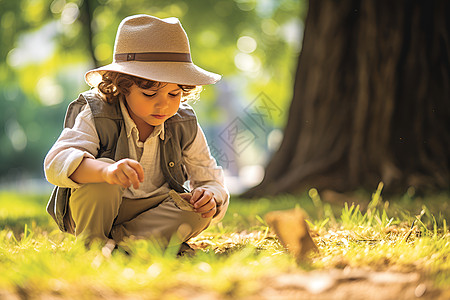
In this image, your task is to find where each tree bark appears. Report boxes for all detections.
[243,0,450,197]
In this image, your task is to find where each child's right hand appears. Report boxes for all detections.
[102,159,144,189]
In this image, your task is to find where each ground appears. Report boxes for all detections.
[0,190,449,299]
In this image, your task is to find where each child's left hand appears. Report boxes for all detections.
[189,188,217,218]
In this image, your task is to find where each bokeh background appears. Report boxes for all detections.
[0,0,306,194]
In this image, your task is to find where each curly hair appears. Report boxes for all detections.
[97,71,202,103]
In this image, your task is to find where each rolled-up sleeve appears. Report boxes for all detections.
[182,124,230,221]
[44,105,99,188]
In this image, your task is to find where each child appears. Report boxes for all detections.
[44,14,229,249]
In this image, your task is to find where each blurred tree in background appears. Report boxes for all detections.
[244,0,450,197]
[0,0,305,190]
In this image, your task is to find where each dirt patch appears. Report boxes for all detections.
[2,268,448,300]
[259,268,448,300]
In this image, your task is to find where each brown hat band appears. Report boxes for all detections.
[115,52,192,63]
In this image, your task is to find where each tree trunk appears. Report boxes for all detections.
[243,0,450,197]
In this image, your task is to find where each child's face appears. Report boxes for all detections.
[125,83,182,127]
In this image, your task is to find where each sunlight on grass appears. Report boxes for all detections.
[0,192,44,218]
[0,188,449,298]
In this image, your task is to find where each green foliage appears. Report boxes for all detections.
[0,87,68,179]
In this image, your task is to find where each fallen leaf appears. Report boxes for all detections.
[169,190,195,212]
[265,207,318,262]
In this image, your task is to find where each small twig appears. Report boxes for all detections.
[404,209,425,242]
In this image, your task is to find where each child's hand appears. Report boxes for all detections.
[189,187,216,218]
[102,159,144,189]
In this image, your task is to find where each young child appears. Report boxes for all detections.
[44,14,229,249]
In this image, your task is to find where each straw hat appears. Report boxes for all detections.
[85,14,221,87]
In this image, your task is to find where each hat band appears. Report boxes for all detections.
[115,52,192,63]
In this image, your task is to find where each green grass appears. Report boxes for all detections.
[0,187,449,298]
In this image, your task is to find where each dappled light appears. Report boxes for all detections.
[0,0,449,299]
[0,0,304,188]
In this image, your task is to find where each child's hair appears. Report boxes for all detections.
[97,71,202,103]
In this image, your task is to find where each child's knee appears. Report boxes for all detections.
[70,182,123,239]
[71,182,123,209]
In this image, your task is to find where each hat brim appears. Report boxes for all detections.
[85,61,222,87]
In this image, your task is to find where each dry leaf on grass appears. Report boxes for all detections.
[265,207,318,262]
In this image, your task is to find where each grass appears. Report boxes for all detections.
[0,185,449,298]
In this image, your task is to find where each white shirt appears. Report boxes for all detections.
[44,98,229,220]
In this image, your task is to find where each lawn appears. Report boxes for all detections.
[0,186,449,299]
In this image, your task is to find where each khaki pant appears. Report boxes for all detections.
[69,181,211,246]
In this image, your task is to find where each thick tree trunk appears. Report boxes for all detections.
[243,0,450,197]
